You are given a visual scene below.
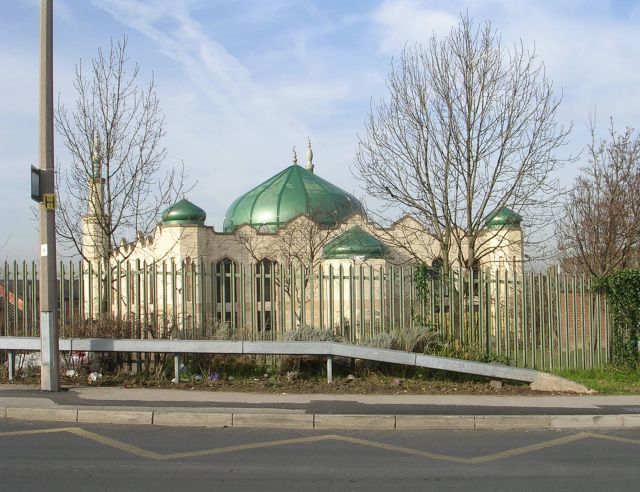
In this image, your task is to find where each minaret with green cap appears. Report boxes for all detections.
[481,207,524,271]
[81,131,111,318]
[82,131,110,263]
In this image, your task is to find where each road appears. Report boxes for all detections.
[1,421,639,491]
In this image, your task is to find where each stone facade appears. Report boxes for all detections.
[81,148,524,333]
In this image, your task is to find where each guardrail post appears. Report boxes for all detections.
[8,350,15,382]
[173,353,180,383]
[326,355,333,384]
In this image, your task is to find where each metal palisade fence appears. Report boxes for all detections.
[0,260,610,371]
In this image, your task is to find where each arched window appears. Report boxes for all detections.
[215,258,238,324]
[184,257,193,303]
[471,260,481,297]
[255,259,274,302]
[255,259,276,331]
[431,257,443,275]
[215,258,235,302]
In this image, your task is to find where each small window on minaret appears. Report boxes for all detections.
[184,259,193,303]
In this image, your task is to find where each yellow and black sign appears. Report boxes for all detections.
[43,193,57,210]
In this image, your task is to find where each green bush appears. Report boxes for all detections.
[593,269,640,367]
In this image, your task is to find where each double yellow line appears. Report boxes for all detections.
[1,427,639,463]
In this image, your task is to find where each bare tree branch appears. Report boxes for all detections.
[55,36,189,263]
[557,119,640,276]
[354,14,569,272]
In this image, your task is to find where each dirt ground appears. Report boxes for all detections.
[2,356,551,395]
[159,376,542,395]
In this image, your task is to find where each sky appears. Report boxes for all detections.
[0,0,639,261]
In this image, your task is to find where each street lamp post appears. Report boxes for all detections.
[39,0,59,391]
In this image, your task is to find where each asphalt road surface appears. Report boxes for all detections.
[1,421,639,491]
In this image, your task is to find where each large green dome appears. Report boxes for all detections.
[223,165,366,232]
[162,198,207,226]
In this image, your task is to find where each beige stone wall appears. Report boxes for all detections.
[477,227,524,273]
[85,211,523,332]
[106,212,523,272]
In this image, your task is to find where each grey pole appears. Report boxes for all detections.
[8,350,15,382]
[326,355,333,384]
[39,0,59,391]
[173,354,180,383]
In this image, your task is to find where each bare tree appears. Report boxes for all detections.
[234,213,337,325]
[55,37,186,264]
[272,215,336,269]
[234,210,338,268]
[557,121,640,276]
[355,14,569,273]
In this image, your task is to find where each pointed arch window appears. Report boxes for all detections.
[215,258,238,325]
[255,259,276,331]
[431,257,443,277]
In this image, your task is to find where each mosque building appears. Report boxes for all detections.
[81,136,523,336]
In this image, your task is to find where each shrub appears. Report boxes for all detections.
[362,325,441,354]
[594,269,640,367]
[281,326,343,342]
[279,326,343,375]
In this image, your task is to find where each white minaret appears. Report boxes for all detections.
[88,132,104,217]
[82,132,110,317]
[82,132,109,261]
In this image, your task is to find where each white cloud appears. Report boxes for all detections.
[370,0,640,157]
[90,1,309,226]
[97,0,300,131]
[372,0,457,53]
[90,0,373,235]
[3,0,637,259]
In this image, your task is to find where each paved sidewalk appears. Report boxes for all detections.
[1,384,640,430]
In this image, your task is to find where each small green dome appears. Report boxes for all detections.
[162,198,206,226]
[223,165,366,232]
[484,207,522,230]
[324,227,387,259]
